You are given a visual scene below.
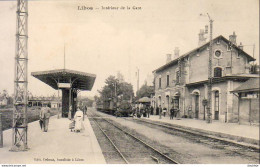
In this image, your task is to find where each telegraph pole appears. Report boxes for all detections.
[64,44,66,69]
[136,67,139,93]
[10,0,29,151]
[207,13,213,123]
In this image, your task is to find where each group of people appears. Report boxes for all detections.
[39,104,88,133]
[133,105,153,118]
[133,105,180,120]
[132,104,180,120]
[156,105,180,119]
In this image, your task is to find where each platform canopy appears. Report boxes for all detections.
[138,97,151,103]
[31,69,96,91]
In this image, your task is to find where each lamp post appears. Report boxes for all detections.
[200,13,213,123]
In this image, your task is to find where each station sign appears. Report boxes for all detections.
[58,83,71,88]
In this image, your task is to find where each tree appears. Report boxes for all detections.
[1,89,8,97]
[98,75,134,102]
[136,83,154,99]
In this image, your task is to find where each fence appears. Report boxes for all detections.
[0,113,3,148]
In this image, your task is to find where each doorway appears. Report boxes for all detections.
[214,91,220,120]
[166,95,170,113]
[195,93,199,119]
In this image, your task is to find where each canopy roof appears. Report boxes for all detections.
[231,78,260,93]
[31,69,96,91]
[138,97,151,103]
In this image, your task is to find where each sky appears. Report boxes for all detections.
[0,0,259,97]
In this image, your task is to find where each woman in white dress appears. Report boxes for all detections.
[73,107,84,132]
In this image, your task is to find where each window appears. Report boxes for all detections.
[159,78,161,88]
[166,75,169,87]
[214,91,219,120]
[214,49,222,59]
[173,98,179,109]
[214,67,222,77]
[214,91,219,111]
[176,71,180,84]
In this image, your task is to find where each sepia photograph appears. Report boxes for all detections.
[0,0,259,166]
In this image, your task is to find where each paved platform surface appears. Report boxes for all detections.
[0,115,106,164]
[140,115,259,147]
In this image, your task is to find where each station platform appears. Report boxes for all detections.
[0,115,106,164]
[140,115,259,148]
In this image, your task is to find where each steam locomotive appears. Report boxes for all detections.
[96,99,132,117]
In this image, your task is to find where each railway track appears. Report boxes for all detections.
[130,118,260,160]
[87,111,179,164]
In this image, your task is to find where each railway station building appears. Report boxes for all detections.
[153,32,259,124]
[32,69,96,118]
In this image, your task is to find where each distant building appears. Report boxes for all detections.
[28,96,61,108]
[153,33,258,124]
[51,100,61,108]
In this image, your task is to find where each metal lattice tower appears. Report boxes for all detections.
[10,0,29,151]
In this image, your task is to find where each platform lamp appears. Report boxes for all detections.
[202,98,208,121]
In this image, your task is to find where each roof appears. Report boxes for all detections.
[186,74,259,87]
[31,69,96,91]
[153,35,256,73]
[231,78,260,93]
[138,97,151,103]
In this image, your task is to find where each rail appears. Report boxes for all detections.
[89,111,179,164]
[91,117,129,164]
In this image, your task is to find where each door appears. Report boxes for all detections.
[214,91,219,120]
[173,98,179,109]
[166,96,170,113]
[195,94,199,119]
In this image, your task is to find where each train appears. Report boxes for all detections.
[96,99,133,117]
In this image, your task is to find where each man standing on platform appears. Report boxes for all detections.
[39,104,51,132]
[156,106,159,115]
[170,106,174,120]
[150,106,154,115]
[146,105,150,118]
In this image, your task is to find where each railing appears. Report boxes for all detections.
[0,113,3,148]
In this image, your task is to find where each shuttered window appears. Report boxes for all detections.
[166,75,169,86]
[214,67,222,77]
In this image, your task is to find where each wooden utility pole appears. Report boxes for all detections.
[206,13,213,124]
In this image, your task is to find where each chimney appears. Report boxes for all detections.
[229,31,237,45]
[198,29,206,46]
[166,54,172,64]
[238,42,243,50]
[174,47,180,59]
